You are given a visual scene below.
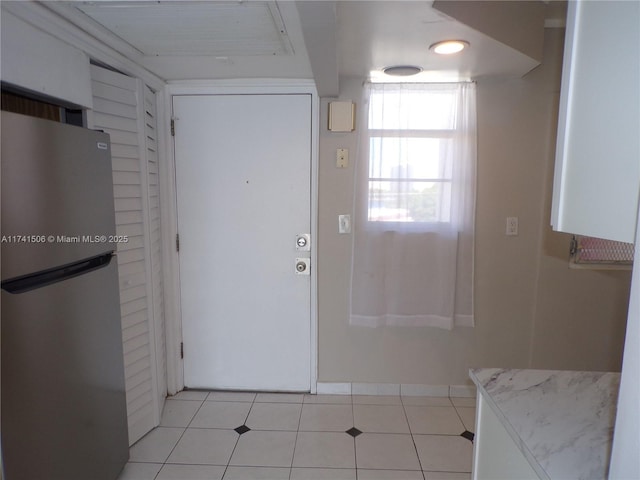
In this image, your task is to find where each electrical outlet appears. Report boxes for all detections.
[506,217,519,236]
[336,148,348,168]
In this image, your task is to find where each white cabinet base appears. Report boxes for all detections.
[473,396,541,479]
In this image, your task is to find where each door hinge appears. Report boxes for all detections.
[180,342,184,359]
[170,118,175,136]
[176,233,180,252]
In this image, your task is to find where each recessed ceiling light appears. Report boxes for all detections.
[382,65,423,77]
[430,40,469,55]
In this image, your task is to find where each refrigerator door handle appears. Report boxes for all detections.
[1,252,115,294]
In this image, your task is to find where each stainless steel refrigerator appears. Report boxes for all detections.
[1,111,129,480]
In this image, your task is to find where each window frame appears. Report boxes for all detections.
[365,113,459,228]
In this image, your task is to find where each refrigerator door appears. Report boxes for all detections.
[1,111,117,279]
[1,259,129,480]
[1,252,115,294]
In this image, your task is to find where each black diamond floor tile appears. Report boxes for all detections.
[346,427,363,438]
[461,430,475,442]
[234,424,251,435]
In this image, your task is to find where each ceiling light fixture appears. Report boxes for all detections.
[382,65,423,77]
[430,40,469,55]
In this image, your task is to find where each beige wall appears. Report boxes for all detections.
[316,27,632,387]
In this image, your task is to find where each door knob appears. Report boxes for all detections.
[295,258,310,275]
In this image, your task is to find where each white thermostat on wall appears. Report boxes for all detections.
[328,101,355,132]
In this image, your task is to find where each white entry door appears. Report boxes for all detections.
[174,94,311,391]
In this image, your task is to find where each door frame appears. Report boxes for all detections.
[160,80,319,394]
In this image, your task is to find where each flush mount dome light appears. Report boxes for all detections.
[382,65,423,77]
[430,40,469,55]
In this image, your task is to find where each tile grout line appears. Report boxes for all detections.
[451,398,475,439]
[351,394,360,479]
[152,394,208,479]
[447,394,472,438]
[221,392,257,478]
[288,395,306,479]
[400,395,427,480]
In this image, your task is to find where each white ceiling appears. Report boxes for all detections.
[336,1,540,82]
[46,1,566,96]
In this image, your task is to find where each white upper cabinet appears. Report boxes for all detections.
[551,0,640,244]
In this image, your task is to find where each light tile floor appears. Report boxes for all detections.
[118,392,476,480]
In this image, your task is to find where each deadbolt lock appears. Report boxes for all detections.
[295,233,311,251]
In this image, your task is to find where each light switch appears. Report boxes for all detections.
[338,214,351,234]
[337,148,348,168]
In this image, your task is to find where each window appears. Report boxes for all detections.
[367,86,459,223]
[350,82,477,330]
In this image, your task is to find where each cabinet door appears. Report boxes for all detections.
[551,1,639,244]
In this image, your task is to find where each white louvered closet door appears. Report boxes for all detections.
[144,84,167,411]
[89,65,166,445]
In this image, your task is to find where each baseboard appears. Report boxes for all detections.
[353,383,400,395]
[316,382,352,395]
[401,384,449,397]
[449,384,477,398]
[316,382,477,398]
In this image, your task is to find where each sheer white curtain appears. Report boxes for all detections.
[350,82,476,329]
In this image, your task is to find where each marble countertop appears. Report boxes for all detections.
[469,368,620,480]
